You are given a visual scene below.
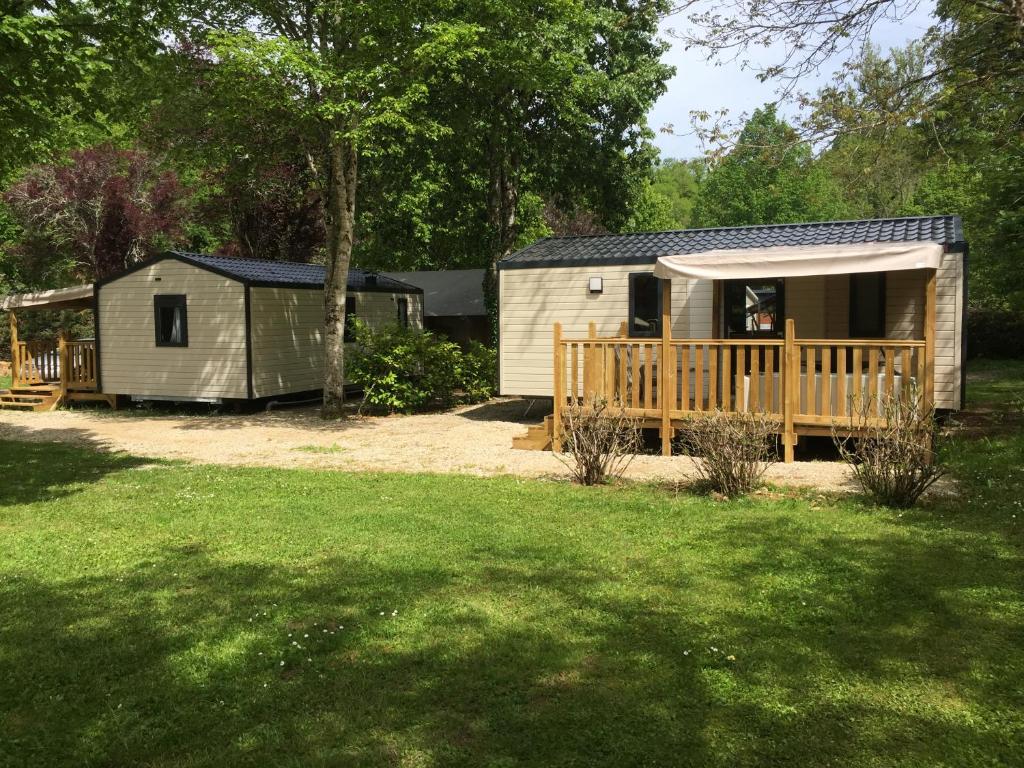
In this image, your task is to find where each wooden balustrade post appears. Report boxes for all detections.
[660,279,673,456]
[58,330,69,395]
[923,268,936,412]
[783,318,796,463]
[552,322,564,452]
[8,309,18,386]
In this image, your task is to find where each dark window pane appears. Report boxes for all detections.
[154,295,187,347]
[629,274,661,337]
[850,273,885,337]
[725,279,784,337]
[397,298,409,328]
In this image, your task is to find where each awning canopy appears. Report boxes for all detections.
[652,241,943,281]
[1,284,94,312]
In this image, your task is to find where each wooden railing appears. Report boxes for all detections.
[552,318,931,461]
[13,340,60,385]
[12,336,98,392]
[62,340,98,390]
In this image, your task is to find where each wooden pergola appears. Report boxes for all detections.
[2,285,113,411]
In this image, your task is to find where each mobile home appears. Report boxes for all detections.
[499,216,967,460]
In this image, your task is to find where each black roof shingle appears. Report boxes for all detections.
[499,215,965,270]
[163,252,421,293]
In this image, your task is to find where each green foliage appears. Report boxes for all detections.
[1,359,1024,766]
[459,341,498,403]
[347,320,494,413]
[966,308,1024,360]
[692,105,851,228]
[650,158,702,228]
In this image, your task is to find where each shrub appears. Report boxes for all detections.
[459,341,497,404]
[555,396,642,486]
[833,384,944,508]
[346,321,495,413]
[676,410,780,497]
[966,307,1024,359]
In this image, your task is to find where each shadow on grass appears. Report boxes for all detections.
[0,428,153,505]
[1,522,1021,766]
[0,546,715,767]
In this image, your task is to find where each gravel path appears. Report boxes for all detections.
[0,399,857,490]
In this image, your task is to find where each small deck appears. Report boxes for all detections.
[2,331,114,412]
[526,275,937,462]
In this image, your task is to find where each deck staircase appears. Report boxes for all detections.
[512,415,554,451]
[0,383,62,412]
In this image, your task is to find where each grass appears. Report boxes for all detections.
[0,366,1022,766]
[293,442,348,454]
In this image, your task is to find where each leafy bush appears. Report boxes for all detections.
[833,385,944,508]
[346,321,494,414]
[966,307,1024,359]
[676,410,780,497]
[459,341,497,403]
[555,396,642,486]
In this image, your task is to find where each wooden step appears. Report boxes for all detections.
[0,389,61,412]
[512,415,554,451]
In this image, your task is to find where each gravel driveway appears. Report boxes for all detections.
[0,398,856,490]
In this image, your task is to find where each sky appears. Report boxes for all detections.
[649,2,938,159]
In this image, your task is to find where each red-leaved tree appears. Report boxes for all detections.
[5,144,186,280]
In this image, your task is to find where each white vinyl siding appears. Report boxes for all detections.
[499,264,703,396]
[98,261,248,399]
[249,287,323,398]
[498,251,964,408]
[248,288,423,398]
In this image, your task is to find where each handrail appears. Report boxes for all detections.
[552,320,932,463]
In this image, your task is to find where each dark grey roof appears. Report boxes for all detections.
[499,215,965,269]
[163,252,421,293]
[382,270,485,317]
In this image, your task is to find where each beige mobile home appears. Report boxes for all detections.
[94,252,422,403]
[499,216,967,460]
[0,252,422,411]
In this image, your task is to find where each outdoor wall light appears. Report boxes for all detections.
[588,276,603,294]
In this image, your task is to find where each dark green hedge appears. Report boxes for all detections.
[966,307,1024,359]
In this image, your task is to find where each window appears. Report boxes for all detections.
[397,297,409,328]
[153,295,187,347]
[724,279,784,338]
[849,273,886,337]
[628,273,661,337]
[344,295,356,342]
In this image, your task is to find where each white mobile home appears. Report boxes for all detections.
[1,252,423,410]
[499,216,967,460]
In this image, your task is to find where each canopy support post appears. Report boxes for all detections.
[783,318,797,462]
[9,310,18,386]
[660,279,673,456]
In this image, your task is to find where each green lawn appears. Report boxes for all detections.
[1,365,1022,767]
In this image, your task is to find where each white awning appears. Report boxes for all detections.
[653,241,943,281]
[1,284,94,311]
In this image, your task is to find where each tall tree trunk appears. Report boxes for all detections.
[483,141,519,345]
[322,136,358,418]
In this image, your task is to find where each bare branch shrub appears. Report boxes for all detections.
[555,396,642,486]
[676,410,780,497]
[833,383,944,508]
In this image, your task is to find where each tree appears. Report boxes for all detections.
[650,158,702,229]
[692,106,850,227]
[0,1,169,181]
[4,144,186,281]
[167,4,440,416]
[406,0,674,336]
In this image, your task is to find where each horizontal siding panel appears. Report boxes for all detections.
[99,259,248,399]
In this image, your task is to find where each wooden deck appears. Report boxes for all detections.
[525,275,937,463]
[2,313,114,411]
